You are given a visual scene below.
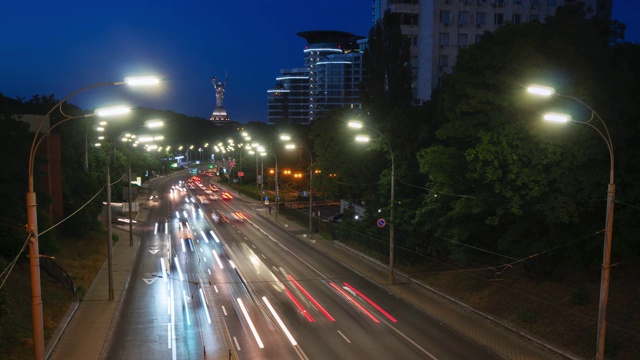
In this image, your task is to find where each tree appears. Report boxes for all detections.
[415,5,639,272]
[360,8,413,116]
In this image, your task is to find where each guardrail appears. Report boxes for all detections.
[40,257,76,294]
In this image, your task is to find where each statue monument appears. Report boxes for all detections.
[210,72,230,121]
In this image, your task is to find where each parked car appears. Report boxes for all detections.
[329,213,344,223]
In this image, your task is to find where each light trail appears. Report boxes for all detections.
[209,230,220,243]
[263,296,297,345]
[160,258,167,282]
[343,282,397,323]
[330,282,379,323]
[174,256,184,281]
[237,298,264,348]
[284,287,315,322]
[200,230,209,243]
[199,288,212,324]
[287,275,334,321]
[212,250,224,269]
[183,290,191,325]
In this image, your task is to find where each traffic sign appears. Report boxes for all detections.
[377,218,386,228]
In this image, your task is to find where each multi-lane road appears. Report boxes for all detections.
[105,172,500,360]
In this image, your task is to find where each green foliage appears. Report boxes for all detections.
[361,9,413,114]
[415,7,640,273]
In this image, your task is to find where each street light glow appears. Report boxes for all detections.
[527,84,555,97]
[146,119,164,128]
[348,120,363,129]
[280,134,291,141]
[95,106,130,117]
[543,113,572,123]
[285,144,295,149]
[124,76,160,86]
[355,135,370,142]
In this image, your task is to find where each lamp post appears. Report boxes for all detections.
[26,77,156,359]
[119,119,164,245]
[527,85,614,360]
[281,135,313,238]
[348,120,396,285]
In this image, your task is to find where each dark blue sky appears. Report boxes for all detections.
[1,1,637,123]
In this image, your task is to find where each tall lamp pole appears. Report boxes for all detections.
[348,120,396,285]
[527,85,614,360]
[25,77,156,359]
[281,135,313,238]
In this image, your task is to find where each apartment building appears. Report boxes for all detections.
[267,30,365,125]
[373,0,613,103]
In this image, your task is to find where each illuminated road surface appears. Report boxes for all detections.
[106,174,499,360]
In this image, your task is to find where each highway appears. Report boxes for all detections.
[105,172,500,360]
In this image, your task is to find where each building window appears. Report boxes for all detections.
[406,35,418,47]
[512,13,522,25]
[458,11,470,26]
[458,33,469,48]
[477,12,486,25]
[439,54,449,68]
[494,13,504,26]
[548,0,557,6]
[476,33,484,43]
[441,10,451,24]
[401,14,419,26]
[440,33,450,46]
[530,14,539,22]
[477,0,487,4]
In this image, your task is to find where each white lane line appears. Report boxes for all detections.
[214,285,219,293]
[167,323,171,348]
[337,330,351,343]
[222,305,227,316]
[237,298,264,348]
[233,336,241,351]
[261,254,266,259]
[170,284,177,359]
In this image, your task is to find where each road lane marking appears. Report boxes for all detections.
[233,336,241,351]
[222,305,227,315]
[337,330,351,343]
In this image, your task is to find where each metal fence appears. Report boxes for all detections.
[41,257,76,294]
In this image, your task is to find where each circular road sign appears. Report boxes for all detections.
[377,218,386,228]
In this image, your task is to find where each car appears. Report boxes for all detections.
[221,191,233,200]
[329,213,344,223]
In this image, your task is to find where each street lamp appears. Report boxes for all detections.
[26,77,157,359]
[120,121,164,246]
[527,84,614,360]
[281,135,314,238]
[348,120,396,285]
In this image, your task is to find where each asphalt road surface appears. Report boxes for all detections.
[106,173,501,360]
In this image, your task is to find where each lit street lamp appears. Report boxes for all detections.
[281,135,313,238]
[26,77,157,359]
[528,84,614,360]
[348,120,396,285]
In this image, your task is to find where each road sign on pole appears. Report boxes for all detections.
[377,218,386,228]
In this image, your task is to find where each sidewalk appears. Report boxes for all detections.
[255,208,582,360]
[46,224,141,360]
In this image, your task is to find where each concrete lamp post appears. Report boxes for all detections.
[26,76,157,359]
[281,135,313,238]
[527,84,615,360]
[348,120,396,285]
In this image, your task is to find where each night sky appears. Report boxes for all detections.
[2,0,638,123]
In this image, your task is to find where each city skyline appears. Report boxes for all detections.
[1,0,638,123]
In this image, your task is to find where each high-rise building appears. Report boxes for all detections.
[373,0,613,104]
[268,30,366,125]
